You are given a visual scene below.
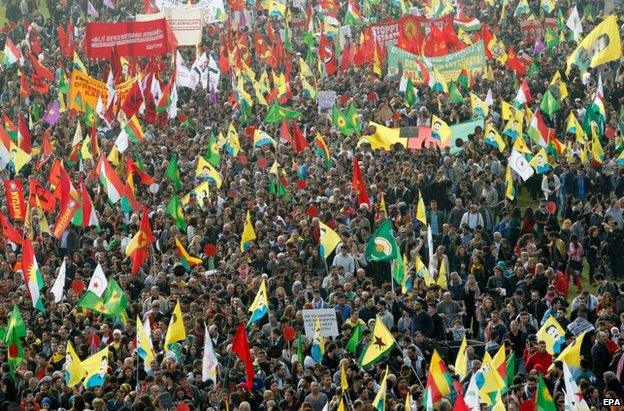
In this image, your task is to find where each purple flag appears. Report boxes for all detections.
[43,100,61,126]
[210,86,217,104]
[533,36,546,55]
[87,0,99,18]
[103,0,115,9]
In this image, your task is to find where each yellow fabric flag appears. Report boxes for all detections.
[550,71,569,100]
[529,148,552,174]
[319,220,341,259]
[416,255,435,286]
[566,112,586,143]
[416,190,427,226]
[478,352,505,397]
[492,391,506,411]
[248,279,270,323]
[505,166,515,200]
[592,135,605,163]
[65,341,86,388]
[299,57,312,78]
[337,398,346,411]
[566,15,622,74]
[107,145,120,166]
[470,92,489,117]
[431,115,452,146]
[8,143,31,174]
[454,336,468,379]
[359,317,396,368]
[195,157,223,188]
[82,346,109,389]
[501,100,516,120]
[240,210,257,251]
[34,195,50,234]
[136,316,155,372]
[340,362,348,391]
[536,316,566,355]
[512,134,531,154]
[357,121,405,151]
[436,260,447,289]
[164,301,186,351]
[175,237,203,266]
[484,124,506,152]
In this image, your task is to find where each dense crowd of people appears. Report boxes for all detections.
[0,0,624,410]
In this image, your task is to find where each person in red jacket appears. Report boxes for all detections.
[525,340,553,373]
[550,268,569,297]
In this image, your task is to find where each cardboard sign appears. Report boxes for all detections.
[302,308,339,338]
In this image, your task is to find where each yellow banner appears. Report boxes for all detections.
[68,70,140,113]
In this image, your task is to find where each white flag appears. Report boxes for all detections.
[563,362,590,410]
[427,224,434,271]
[175,51,196,90]
[485,88,494,106]
[87,263,108,297]
[208,54,220,92]
[168,84,178,119]
[114,128,129,154]
[191,52,209,90]
[509,150,535,181]
[51,259,67,303]
[463,373,480,411]
[566,6,583,42]
[202,326,219,382]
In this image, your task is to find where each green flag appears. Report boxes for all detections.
[165,154,181,191]
[346,323,363,354]
[536,374,556,411]
[269,175,289,199]
[205,133,221,167]
[545,27,559,50]
[4,306,26,376]
[449,82,464,103]
[405,77,417,108]
[391,252,405,285]
[166,194,187,231]
[84,104,96,128]
[540,89,560,118]
[265,102,302,123]
[345,102,361,134]
[365,220,399,261]
[77,279,129,317]
[505,355,515,392]
[527,61,540,78]
[332,106,355,136]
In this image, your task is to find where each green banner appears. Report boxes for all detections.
[387,41,487,83]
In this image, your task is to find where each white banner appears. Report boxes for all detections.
[155,0,226,24]
[509,150,535,181]
[302,308,339,339]
[136,9,203,46]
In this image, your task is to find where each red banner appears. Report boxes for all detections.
[370,15,454,48]
[52,198,79,239]
[28,179,56,213]
[4,180,26,221]
[85,19,175,59]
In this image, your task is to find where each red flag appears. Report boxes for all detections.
[319,30,337,76]
[17,115,31,153]
[57,25,70,57]
[291,122,308,153]
[127,158,154,186]
[28,54,55,82]
[28,178,56,213]
[232,323,254,391]
[452,393,470,411]
[89,122,100,159]
[340,41,352,71]
[80,181,94,228]
[352,156,370,206]
[19,70,30,98]
[121,80,144,118]
[144,0,158,13]
[481,25,494,59]
[398,16,424,54]
[4,180,26,221]
[506,47,528,76]
[52,194,79,239]
[280,120,291,144]
[0,214,23,245]
[32,73,50,94]
[36,129,53,169]
[127,208,154,275]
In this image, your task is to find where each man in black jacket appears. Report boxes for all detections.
[591,331,611,389]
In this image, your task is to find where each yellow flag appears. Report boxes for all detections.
[536,316,566,355]
[405,390,413,411]
[566,112,586,143]
[416,255,435,286]
[65,341,86,388]
[319,220,341,259]
[82,346,109,388]
[492,391,506,411]
[359,317,396,368]
[252,80,268,106]
[505,166,515,200]
[484,124,506,152]
[566,15,622,74]
[195,157,223,188]
[379,193,387,215]
[592,134,605,163]
[107,145,120,166]
[470,92,489,117]
[337,398,346,411]
[512,134,531,154]
[550,71,568,100]
[416,190,427,225]
[371,367,389,409]
[357,121,405,151]
[501,100,515,120]
[299,57,312,77]
[454,336,468,379]
[478,351,505,396]
[9,143,31,174]
[34,195,50,234]
[136,316,155,372]
[529,148,552,174]
[431,115,452,146]
[340,362,348,391]
[240,210,257,251]
[164,301,186,351]
[248,279,270,323]
[436,260,447,289]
